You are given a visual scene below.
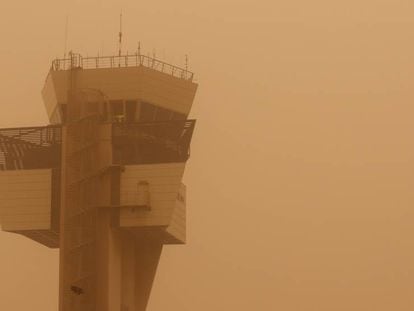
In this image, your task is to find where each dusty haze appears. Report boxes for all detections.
[1,0,414,310]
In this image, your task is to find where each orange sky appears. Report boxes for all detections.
[0,0,414,310]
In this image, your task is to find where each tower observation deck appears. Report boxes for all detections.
[0,52,198,311]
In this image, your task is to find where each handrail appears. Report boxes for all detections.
[0,125,62,170]
[0,125,62,146]
[51,54,194,81]
[112,119,195,165]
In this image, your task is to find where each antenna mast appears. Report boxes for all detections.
[64,15,69,59]
[118,13,123,57]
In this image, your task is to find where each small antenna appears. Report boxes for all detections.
[185,54,189,72]
[118,13,123,57]
[138,41,141,56]
[64,15,69,59]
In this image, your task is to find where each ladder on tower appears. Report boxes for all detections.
[63,114,104,311]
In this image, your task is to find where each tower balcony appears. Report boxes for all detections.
[0,125,62,247]
[0,119,194,247]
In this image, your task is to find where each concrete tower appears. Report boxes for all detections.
[0,52,198,311]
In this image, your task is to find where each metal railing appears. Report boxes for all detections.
[0,125,62,170]
[0,119,196,170]
[112,119,196,165]
[0,125,62,146]
[51,54,194,81]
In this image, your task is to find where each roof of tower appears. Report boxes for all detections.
[51,53,194,82]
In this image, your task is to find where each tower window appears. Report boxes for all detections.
[140,102,156,122]
[110,100,124,122]
[155,107,172,121]
[172,111,186,120]
[125,101,137,122]
[60,104,67,123]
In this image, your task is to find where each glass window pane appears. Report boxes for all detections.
[110,100,124,122]
[172,112,186,120]
[140,102,156,122]
[125,100,137,122]
[155,107,172,121]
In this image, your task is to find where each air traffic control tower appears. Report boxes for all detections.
[0,53,197,311]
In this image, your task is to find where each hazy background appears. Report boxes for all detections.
[1,0,414,310]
